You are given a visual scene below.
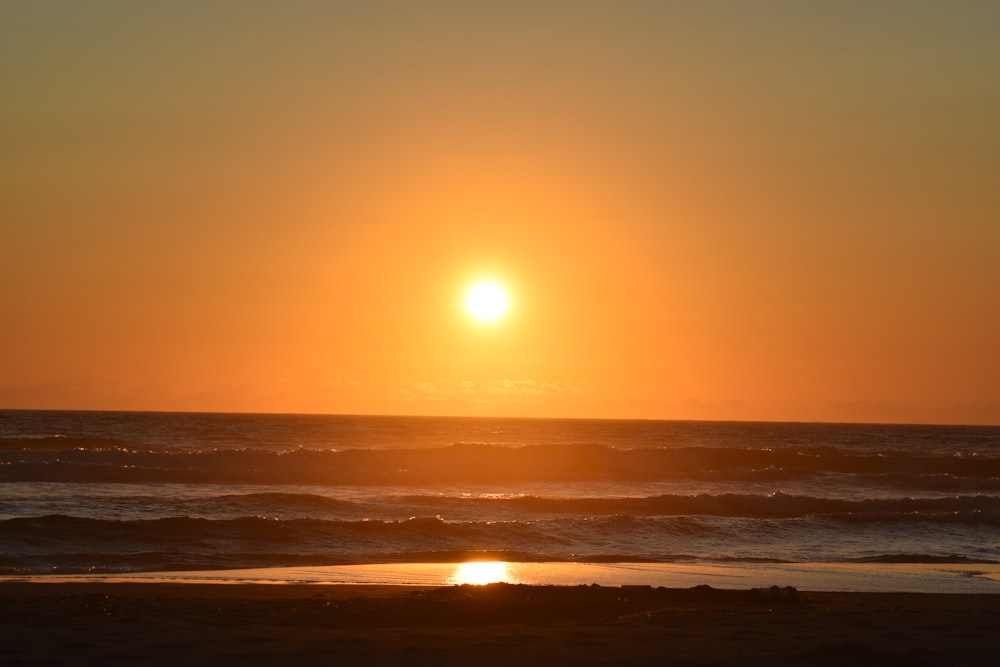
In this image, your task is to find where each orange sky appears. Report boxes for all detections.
[2,1,998,424]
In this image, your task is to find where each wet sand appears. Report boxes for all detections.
[2,581,998,666]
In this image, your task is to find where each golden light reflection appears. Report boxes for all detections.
[447,561,512,585]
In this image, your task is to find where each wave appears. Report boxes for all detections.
[186,491,1000,522]
[205,492,366,517]
[0,436,129,452]
[3,443,1000,485]
[474,492,1000,519]
[0,514,573,574]
[847,554,1000,564]
[3,504,998,575]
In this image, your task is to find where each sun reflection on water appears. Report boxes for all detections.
[447,561,513,585]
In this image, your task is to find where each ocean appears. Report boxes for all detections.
[1,410,999,577]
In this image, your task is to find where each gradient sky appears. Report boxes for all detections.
[2,1,998,424]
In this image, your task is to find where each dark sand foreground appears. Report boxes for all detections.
[2,582,998,666]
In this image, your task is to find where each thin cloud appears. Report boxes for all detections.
[330,375,362,389]
[395,378,587,405]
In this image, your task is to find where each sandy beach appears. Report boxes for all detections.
[3,580,998,666]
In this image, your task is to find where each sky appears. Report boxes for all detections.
[2,1,998,424]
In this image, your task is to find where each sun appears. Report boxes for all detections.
[466,281,508,321]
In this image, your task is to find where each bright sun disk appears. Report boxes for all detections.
[466,281,508,321]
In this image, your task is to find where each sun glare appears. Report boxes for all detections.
[466,281,508,321]
[448,561,512,585]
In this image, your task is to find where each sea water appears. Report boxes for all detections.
[1,410,998,576]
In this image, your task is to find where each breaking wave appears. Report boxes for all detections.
[3,443,999,487]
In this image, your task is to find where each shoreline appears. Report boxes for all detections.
[5,560,1000,594]
[3,580,999,666]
